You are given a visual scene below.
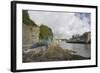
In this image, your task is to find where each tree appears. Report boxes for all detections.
[39,24,53,41]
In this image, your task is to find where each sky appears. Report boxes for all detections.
[28,10,91,39]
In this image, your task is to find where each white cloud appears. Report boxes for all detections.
[28,10,90,39]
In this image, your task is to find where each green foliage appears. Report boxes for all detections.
[39,25,53,40]
[22,10,37,26]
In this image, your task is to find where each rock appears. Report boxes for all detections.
[45,44,65,59]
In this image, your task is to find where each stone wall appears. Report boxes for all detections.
[22,24,40,45]
[32,26,40,43]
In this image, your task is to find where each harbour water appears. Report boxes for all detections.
[60,41,91,58]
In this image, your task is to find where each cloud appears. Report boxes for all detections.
[28,10,91,39]
[75,13,91,24]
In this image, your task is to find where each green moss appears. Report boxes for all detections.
[22,10,37,26]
